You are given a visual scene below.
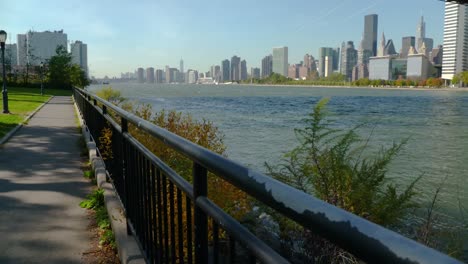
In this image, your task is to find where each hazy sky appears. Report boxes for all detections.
[5,0,445,78]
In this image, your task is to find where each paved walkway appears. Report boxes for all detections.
[0,96,91,263]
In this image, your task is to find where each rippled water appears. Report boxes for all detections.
[89,83,468,231]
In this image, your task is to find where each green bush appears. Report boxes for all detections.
[80,188,104,209]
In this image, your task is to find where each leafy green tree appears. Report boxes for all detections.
[47,45,89,89]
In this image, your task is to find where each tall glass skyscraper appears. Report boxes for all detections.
[272,47,288,77]
[363,14,378,56]
[442,2,468,80]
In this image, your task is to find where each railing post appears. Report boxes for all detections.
[193,162,208,264]
[102,105,107,115]
[121,117,132,236]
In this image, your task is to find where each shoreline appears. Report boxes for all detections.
[236,83,468,92]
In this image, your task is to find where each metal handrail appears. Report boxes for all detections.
[75,87,462,264]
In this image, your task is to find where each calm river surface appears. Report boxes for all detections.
[89,83,468,227]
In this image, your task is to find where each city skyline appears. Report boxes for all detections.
[5,0,445,78]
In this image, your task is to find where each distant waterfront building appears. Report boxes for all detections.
[146,67,155,83]
[251,67,260,79]
[240,60,247,80]
[288,64,300,79]
[165,67,178,83]
[431,45,443,65]
[416,16,434,56]
[17,30,67,65]
[384,39,397,56]
[155,69,163,83]
[401,36,416,58]
[377,32,386,57]
[299,66,309,79]
[272,46,288,77]
[137,68,145,83]
[70,40,88,76]
[230,56,241,81]
[407,54,432,80]
[369,57,392,80]
[442,2,468,80]
[363,14,378,56]
[324,56,333,77]
[318,47,335,77]
[221,59,230,82]
[188,70,198,84]
[180,58,184,73]
[17,34,27,66]
[261,55,273,78]
[340,41,357,80]
[5,44,17,68]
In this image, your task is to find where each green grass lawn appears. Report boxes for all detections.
[0,87,72,139]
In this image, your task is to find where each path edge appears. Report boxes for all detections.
[73,98,145,264]
[0,96,54,146]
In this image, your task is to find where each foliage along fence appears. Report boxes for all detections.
[73,87,462,264]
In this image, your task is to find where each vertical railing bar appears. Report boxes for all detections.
[193,162,208,264]
[229,236,236,264]
[145,158,152,263]
[169,181,176,264]
[177,189,184,264]
[248,254,256,264]
[149,163,157,264]
[186,196,193,264]
[213,220,219,264]
[156,169,164,263]
[162,175,169,264]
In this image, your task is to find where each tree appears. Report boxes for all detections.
[47,45,89,89]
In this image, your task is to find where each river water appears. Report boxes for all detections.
[89,83,468,237]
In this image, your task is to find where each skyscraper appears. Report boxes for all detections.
[261,55,273,78]
[340,41,358,80]
[70,40,88,76]
[272,47,288,77]
[318,47,335,77]
[137,68,145,83]
[416,16,426,50]
[384,40,397,56]
[377,32,386,57]
[155,69,163,83]
[442,2,468,80]
[18,30,68,65]
[146,67,155,83]
[240,60,247,80]
[230,56,241,81]
[251,68,260,79]
[180,59,184,73]
[363,14,378,56]
[401,36,416,58]
[221,59,230,82]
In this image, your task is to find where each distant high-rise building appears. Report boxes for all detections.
[155,69,163,83]
[431,45,443,65]
[442,2,468,80]
[5,44,17,68]
[240,60,247,80]
[188,70,198,84]
[70,40,88,76]
[137,68,145,83]
[324,56,333,77]
[299,66,309,79]
[357,36,372,65]
[363,14,378,56]
[251,67,260,79]
[377,32,386,57]
[288,64,300,79]
[180,58,184,73]
[341,41,358,80]
[146,67,155,83]
[401,36,416,58]
[416,16,426,50]
[318,47,336,77]
[261,55,273,78]
[19,30,68,65]
[384,39,397,56]
[221,59,230,82]
[272,46,288,76]
[17,34,27,66]
[230,56,241,81]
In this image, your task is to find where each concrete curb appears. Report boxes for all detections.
[0,96,54,146]
[74,100,145,264]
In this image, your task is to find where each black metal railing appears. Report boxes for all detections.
[73,87,462,264]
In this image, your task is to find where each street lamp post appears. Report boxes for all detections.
[40,62,44,95]
[0,30,9,114]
